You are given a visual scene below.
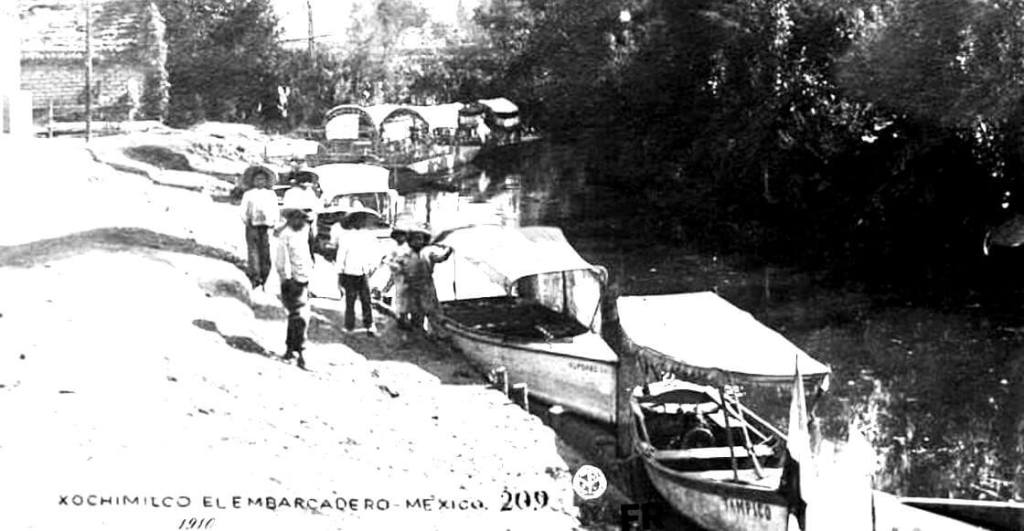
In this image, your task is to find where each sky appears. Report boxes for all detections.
[272,0,483,45]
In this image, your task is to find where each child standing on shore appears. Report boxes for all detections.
[239,169,278,289]
[276,208,315,369]
[394,225,453,335]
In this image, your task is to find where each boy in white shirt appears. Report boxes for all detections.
[239,170,278,288]
[276,208,315,368]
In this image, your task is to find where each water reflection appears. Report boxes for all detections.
[396,144,589,232]
[398,141,1024,502]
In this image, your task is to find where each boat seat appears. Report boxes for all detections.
[654,444,775,461]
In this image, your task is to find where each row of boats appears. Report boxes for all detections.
[242,94,1021,527]
[239,149,1022,528]
[363,224,1022,531]
[310,98,528,177]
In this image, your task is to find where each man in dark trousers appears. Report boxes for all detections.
[331,215,381,336]
[239,168,278,288]
[275,208,314,369]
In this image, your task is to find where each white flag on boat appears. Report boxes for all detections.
[783,356,815,530]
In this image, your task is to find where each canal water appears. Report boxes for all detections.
[396,141,1024,504]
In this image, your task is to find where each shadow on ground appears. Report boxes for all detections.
[310,302,485,386]
[192,318,273,358]
[0,227,245,270]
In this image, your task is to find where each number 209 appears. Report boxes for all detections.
[500,490,549,511]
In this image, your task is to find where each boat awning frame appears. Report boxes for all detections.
[434,225,603,290]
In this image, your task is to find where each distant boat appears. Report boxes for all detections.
[287,163,398,257]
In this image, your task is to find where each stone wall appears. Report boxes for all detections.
[21,60,148,121]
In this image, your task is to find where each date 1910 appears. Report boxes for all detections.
[178,517,214,529]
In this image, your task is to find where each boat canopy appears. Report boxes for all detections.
[323,105,373,141]
[617,292,831,387]
[414,103,463,131]
[435,225,599,288]
[364,104,399,131]
[323,104,399,141]
[301,163,391,200]
[478,97,519,116]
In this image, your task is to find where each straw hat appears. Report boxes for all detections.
[241,164,278,188]
[282,208,314,221]
[407,222,433,237]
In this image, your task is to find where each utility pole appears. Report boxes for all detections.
[84,0,92,142]
[306,0,315,60]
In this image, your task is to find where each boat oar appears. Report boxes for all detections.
[727,389,765,480]
[738,402,788,443]
[718,386,741,482]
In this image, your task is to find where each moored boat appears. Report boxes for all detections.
[899,497,1024,530]
[631,379,991,531]
[617,292,832,389]
[631,379,792,531]
[379,224,620,423]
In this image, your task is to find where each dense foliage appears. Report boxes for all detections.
[466,0,1024,289]
[157,0,284,126]
[152,0,1024,290]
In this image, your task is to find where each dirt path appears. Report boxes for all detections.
[0,137,586,531]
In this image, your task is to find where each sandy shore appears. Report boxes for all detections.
[0,137,585,530]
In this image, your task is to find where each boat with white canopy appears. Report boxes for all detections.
[617,292,831,389]
[378,104,482,175]
[428,224,620,423]
[291,163,398,256]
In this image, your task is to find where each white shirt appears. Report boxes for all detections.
[282,186,320,212]
[331,225,381,276]
[275,226,313,283]
[240,188,279,227]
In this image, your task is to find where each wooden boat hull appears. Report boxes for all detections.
[437,316,618,424]
[900,497,1023,530]
[402,145,482,175]
[641,457,790,531]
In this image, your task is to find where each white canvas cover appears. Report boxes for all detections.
[415,103,463,131]
[432,225,604,329]
[478,97,519,115]
[324,113,360,140]
[308,164,391,200]
[364,104,399,132]
[381,113,417,142]
[434,225,597,289]
[617,292,830,385]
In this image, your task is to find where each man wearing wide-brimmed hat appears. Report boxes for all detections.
[278,169,320,258]
[239,166,278,289]
[275,207,315,368]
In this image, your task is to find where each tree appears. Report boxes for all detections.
[139,2,169,121]
[841,0,1024,127]
[157,0,285,125]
